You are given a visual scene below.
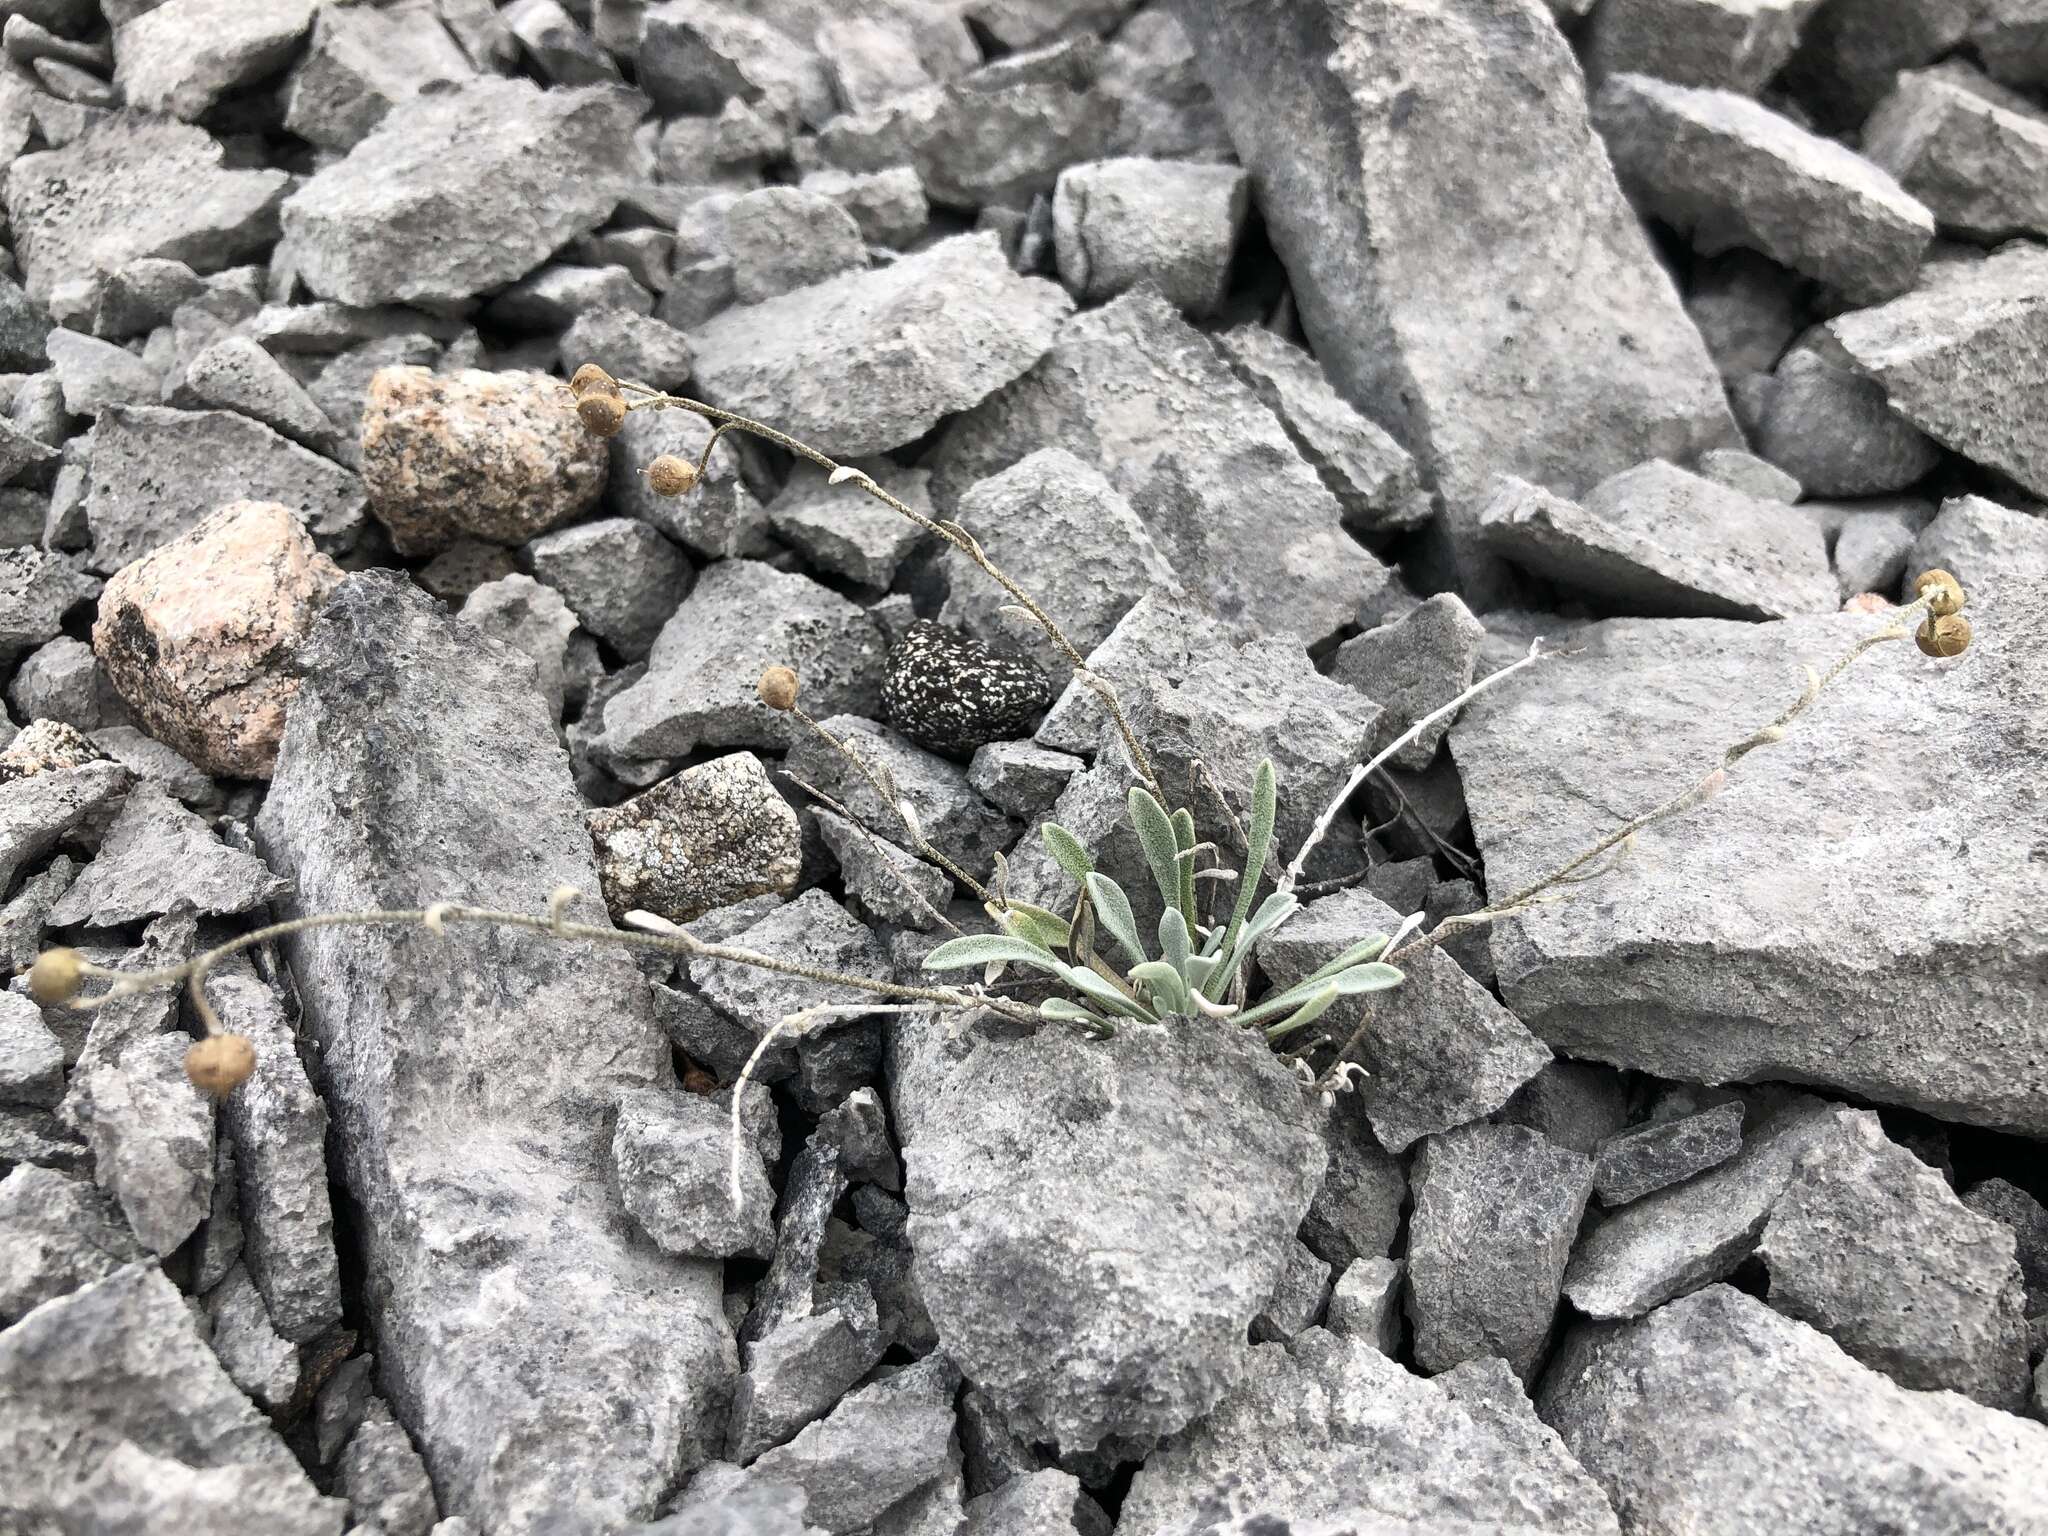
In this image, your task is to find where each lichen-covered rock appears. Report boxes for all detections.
[93,500,342,779]
[360,367,607,556]
[587,752,802,923]
[882,621,1051,760]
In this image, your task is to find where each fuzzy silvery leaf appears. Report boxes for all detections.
[1301,934,1391,988]
[1262,983,1343,1040]
[1127,786,1184,916]
[923,934,1066,974]
[1058,962,1155,1021]
[1130,960,1190,1016]
[1206,758,1278,1000]
[1158,907,1191,981]
[1169,806,1198,926]
[1085,873,1147,968]
[1041,822,1094,882]
[998,902,1072,952]
[1040,995,1116,1032]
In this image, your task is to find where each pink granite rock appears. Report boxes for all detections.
[93,501,343,779]
[359,366,608,555]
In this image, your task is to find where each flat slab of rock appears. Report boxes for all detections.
[255,572,733,1534]
[1593,1099,1745,1205]
[47,783,285,927]
[933,288,1396,644]
[690,232,1071,457]
[279,78,639,306]
[1911,492,2048,600]
[1593,74,1933,303]
[1827,243,2048,499]
[1479,462,1837,619]
[1175,0,1736,603]
[1864,62,2048,240]
[890,1009,1324,1463]
[0,758,133,896]
[1452,579,2048,1134]
[1540,1285,2048,1535]
[1119,1330,1620,1536]
[1760,1107,2030,1408]
[1586,0,1821,95]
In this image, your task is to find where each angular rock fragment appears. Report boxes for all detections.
[1259,888,1549,1153]
[338,1416,439,1536]
[726,186,868,305]
[0,1164,143,1323]
[1782,0,1980,128]
[1,548,98,665]
[1828,242,2048,498]
[84,406,367,574]
[1971,0,2048,88]
[1330,594,1485,770]
[1909,493,2048,600]
[691,890,890,1064]
[1177,0,1736,603]
[47,785,283,929]
[1962,1177,2048,1314]
[1593,1099,1745,1205]
[799,165,931,248]
[1252,1236,1333,1343]
[1541,1285,2048,1535]
[284,0,477,150]
[112,0,316,121]
[613,1086,774,1260]
[1454,581,2048,1133]
[638,0,835,124]
[205,1261,300,1411]
[934,289,1395,644]
[460,575,578,723]
[1301,1098,1406,1270]
[80,1031,213,1258]
[1118,1329,1620,1536]
[1749,338,1942,496]
[0,761,129,902]
[1326,1256,1404,1355]
[43,327,161,416]
[279,79,639,306]
[1406,1121,1593,1380]
[0,993,64,1109]
[882,621,1051,760]
[815,809,952,930]
[93,500,342,779]
[1595,74,1932,304]
[2,115,288,311]
[784,714,1013,875]
[255,572,734,1533]
[172,336,342,456]
[1052,156,1247,314]
[588,753,802,924]
[1828,499,1929,598]
[558,308,695,392]
[598,561,885,763]
[525,518,692,663]
[690,233,1071,457]
[1563,1096,1843,1319]
[1863,63,2048,240]
[891,1009,1324,1461]
[726,1288,887,1465]
[1687,249,1804,382]
[1587,0,1822,95]
[486,264,655,333]
[609,405,770,562]
[966,740,1081,824]
[767,457,929,591]
[1760,1107,2030,1407]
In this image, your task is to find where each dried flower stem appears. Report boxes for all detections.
[785,773,966,934]
[614,382,1163,799]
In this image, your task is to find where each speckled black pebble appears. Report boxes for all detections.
[882,620,1051,759]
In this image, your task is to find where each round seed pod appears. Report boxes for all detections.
[185,1034,258,1096]
[576,390,627,438]
[646,454,699,497]
[1916,613,1972,657]
[568,363,616,399]
[26,948,84,1004]
[1913,569,1966,617]
[757,665,799,711]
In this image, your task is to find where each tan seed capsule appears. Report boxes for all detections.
[646,454,698,497]
[757,665,799,711]
[1914,569,1966,618]
[576,389,627,438]
[1916,613,1972,658]
[26,947,84,1004]
[568,362,616,399]
[186,1034,258,1096]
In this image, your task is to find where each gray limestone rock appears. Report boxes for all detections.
[637,0,834,124]
[1330,594,1485,771]
[0,1163,144,1323]
[942,447,1176,681]
[815,809,952,930]
[1325,1256,1404,1356]
[460,574,578,723]
[314,1356,379,1468]
[43,327,161,416]
[767,457,930,592]
[890,1008,1325,1461]
[1760,1107,2030,1408]
[689,232,1072,457]
[1259,888,1552,1154]
[1,549,99,665]
[84,405,367,573]
[966,740,1081,824]
[1594,74,1933,304]
[1117,1329,1620,1536]
[254,572,734,1534]
[1962,1177,2048,1314]
[727,1288,888,1465]
[1782,0,1980,128]
[689,891,890,1066]
[1562,1095,1844,1319]
[1909,492,2048,601]
[283,0,478,151]
[1586,0,1822,95]
[785,714,1014,876]
[1863,62,2048,240]
[1828,500,1928,598]
[1252,1236,1334,1343]
[588,753,802,924]
[1972,0,2048,88]
[1695,447,1802,504]
[526,518,694,663]
[1750,339,1942,497]
[558,309,695,392]
[10,637,133,736]
[599,561,885,764]
[726,186,868,305]
[1051,156,1248,314]
[1480,461,1837,619]
[1451,581,2048,1134]
[608,403,770,562]
[932,288,1395,645]
[338,1416,440,1536]
[80,1030,213,1258]
[1406,1121,1594,1380]
[882,621,1051,760]
[172,335,343,455]
[0,1265,341,1534]
[613,1086,775,1260]
[112,0,316,121]
[0,992,64,1108]
[1213,323,1433,536]
[1828,243,2048,498]
[1175,0,1736,604]
[47,783,286,929]
[799,166,931,248]
[1688,249,1804,382]
[204,1260,299,1412]
[1,114,288,311]
[279,79,640,307]
[1593,1100,1746,1205]
[1540,1285,2048,1536]
[1299,1095,1406,1270]
[506,0,617,85]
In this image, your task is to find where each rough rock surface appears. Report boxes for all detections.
[460,574,577,723]
[0,1164,144,1323]
[2,548,98,665]
[0,758,133,896]
[1910,493,2048,599]
[1176,0,1737,603]
[932,288,1396,644]
[766,458,929,592]
[46,783,286,928]
[689,233,1072,457]
[1051,155,1248,314]
[1593,1100,1746,1205]
[279,79,640,306]
[94,500,343,779]
[1759,1107,2030,1408]
[784,714,1014,876]
[1863,62,2048,240]
[1330,594,1486,770]
[587,752,803,923]
[882,621,1051,760]
[1541,1285,2048,1535]
[525,517,692,661]
[613,1086,775,1261]
[1749,338,1943,497]
[1587,0,1821,95]
[890,1009,1325,1462]
[255,573,733,1534]
[1119,1331,1620,1536]
[1453,580,2048,1134]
